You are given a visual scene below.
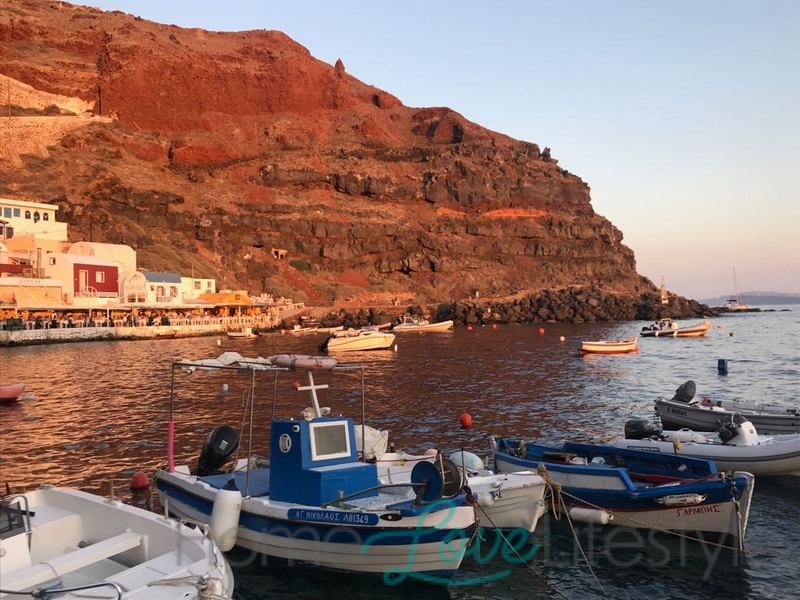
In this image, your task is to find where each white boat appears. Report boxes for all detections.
[726,267,752,311]
[319,328,396,352]
[655,380,800,434]
[154,353,476,579]
[354,427,547,532]
[619,414,800,476]
[226,326,259,339]
[392,317,454,332]
[640,318,711,338]
[0,485,234,599]
[579,337,638,354]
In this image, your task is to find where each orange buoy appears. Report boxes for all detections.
[491,323,497,330]
[538,327,545,335]
[130,471,149,490]
[467,325,473,331]
[459,412,473,429]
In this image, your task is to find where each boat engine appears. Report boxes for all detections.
[624,418,662,440]
[196,425,240,476]
[717,413,758,445]
[672,380,697,404]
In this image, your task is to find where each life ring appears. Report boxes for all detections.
[269,354,338,370]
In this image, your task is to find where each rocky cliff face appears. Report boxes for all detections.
[1,0,674,312]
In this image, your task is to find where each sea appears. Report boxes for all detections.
[1,308,798,600]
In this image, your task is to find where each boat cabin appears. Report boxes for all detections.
[269,416,378,506]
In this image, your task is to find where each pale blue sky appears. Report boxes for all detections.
[87,0,799,299]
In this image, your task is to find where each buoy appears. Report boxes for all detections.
[538,327,545,335]
[394,344,398,352]
[491,323,497,330]
[467,325,473,331]
[292,380,301,390]
[210,479,242,551]
[130,471,149,490]
[568,507,612,525]
[459,412,473,429]
[559,335,565,342]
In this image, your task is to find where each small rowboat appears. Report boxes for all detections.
[0,382,26,404]
[579,338,638,354]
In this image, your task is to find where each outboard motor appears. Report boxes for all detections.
[196,425,240,476]
[718,413,758,445]
[624,418,661,440]
[672,380,696,404]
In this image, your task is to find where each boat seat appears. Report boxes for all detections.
[7,530,144,591]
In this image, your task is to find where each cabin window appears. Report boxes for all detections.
[309,422,351,461]
[96,272,105,283]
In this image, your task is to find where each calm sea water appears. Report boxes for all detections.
[1,308,798,599]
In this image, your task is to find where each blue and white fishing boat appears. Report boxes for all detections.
[154,352,476,580]
[492,438,754,549]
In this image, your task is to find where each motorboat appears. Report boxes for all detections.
[154,353,476,579]
[579,337,638,354]
[319,328,396,352]
[0,485,234,599]
[392,317,454,333]
[493,437,753,548]
[618,414,800,477]
[226,326,259,339]
[0,382,26,404]
[640,318,711,338]
[355,426,547,532]
[655,380,800,434]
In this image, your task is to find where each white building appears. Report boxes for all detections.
[0,198,69,242]
[69,241,137,274]
[180,276,216,301]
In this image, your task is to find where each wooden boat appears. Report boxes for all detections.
[393,316,454,332]
[640,318,711,338]
[226,326,259,339]
[620,414,800,477]
[319,328,396,352]
[0,382,26,403]
[0,485,234,599]
[579,337,638,354]
[655,380,800,434]
[155,354,476,579]
[493,437,754,547]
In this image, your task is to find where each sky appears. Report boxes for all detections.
[86,0,800,300]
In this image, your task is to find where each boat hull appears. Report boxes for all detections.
[614,435,800,476]
[323,331,396,352]
[155,469,474,578]
[656,398,800,434]
[579,338,638,354]
[0,382,25,403]
[393,320,454,333]
[641,320,711,338]
[493,445,754,544]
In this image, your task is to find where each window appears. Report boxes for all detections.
[309,421,351,461]
[194,281,201,290]
[49,257,56,265]
[33,211,40,223]
[43,213,49,221]
[2,208,10,218]
[12,208,20,217]
[24,211,31,219]
[96,272,105,283]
